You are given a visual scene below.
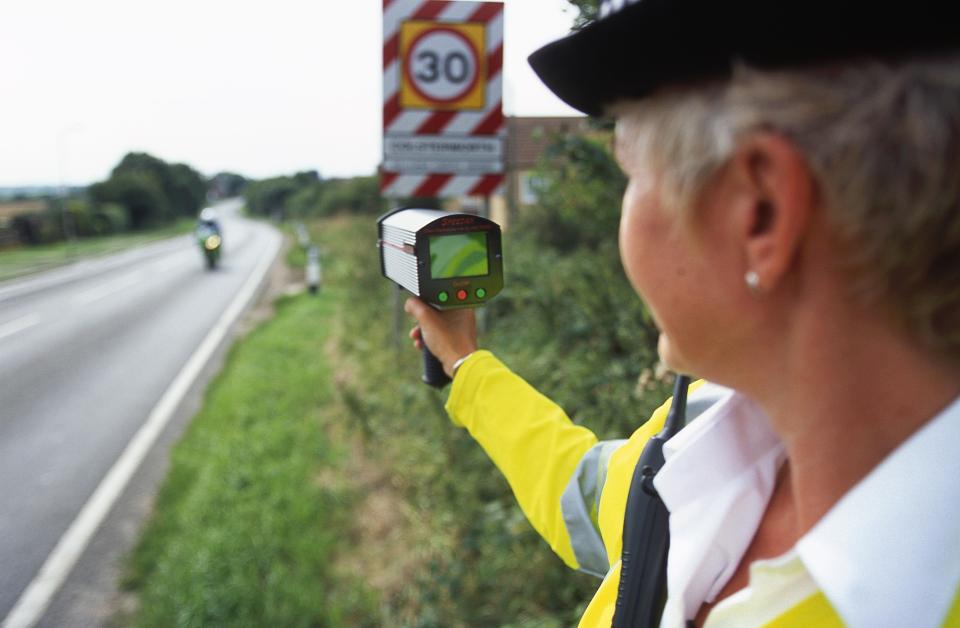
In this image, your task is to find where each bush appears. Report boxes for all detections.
[244,173,387,220]
[244,177,300,218]
[317,176,384,216]
[286,183,324,218]
[89,170,171,229]
[90,203,130,235]
[9,203,74,244]
[10,200,133,244]
[10,212,46,245]
[519,133,626,253]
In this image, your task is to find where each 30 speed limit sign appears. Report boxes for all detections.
[400,20,486,110]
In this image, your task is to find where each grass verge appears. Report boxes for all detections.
[0,219,195,282]
[123,291,377,627]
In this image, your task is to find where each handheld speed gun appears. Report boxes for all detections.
[377,208,503,387]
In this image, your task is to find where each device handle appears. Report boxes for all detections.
[421,341,451,388]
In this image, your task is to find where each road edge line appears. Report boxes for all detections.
[1,229,281,628]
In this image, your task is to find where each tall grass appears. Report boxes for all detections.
[125,293,377,627]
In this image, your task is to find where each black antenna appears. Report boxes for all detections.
[662,375,690,438]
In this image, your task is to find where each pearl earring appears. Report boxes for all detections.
[745,270,762,294]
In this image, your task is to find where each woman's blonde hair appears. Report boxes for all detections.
[613,53,960,360]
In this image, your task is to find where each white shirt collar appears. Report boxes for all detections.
[653,384,960,627]
[796,393,960,627]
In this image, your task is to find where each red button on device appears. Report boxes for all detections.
[456,289,468,301]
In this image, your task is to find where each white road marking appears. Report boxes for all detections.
[1,231,281,628]
[0,314,40,342]
[72,272,144,306]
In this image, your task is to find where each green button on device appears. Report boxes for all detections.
[438,291,449,303]
[475,288,487,299]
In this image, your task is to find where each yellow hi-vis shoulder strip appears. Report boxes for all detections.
[763,591,844,628]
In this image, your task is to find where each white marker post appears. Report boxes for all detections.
[306,245,321,295]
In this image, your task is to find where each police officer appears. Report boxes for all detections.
[406,1,960,625]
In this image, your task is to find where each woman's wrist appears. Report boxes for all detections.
[450,351,478,378]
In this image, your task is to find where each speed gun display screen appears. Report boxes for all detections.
[429,233,489,279]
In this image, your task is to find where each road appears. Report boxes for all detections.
[0,200,281,623]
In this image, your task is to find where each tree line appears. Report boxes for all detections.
[243,170,384,220]
[0,151,393,250]
[1,152,241,246]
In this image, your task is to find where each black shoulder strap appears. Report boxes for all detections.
[611,375,689,628]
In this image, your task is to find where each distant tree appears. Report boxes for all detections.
[89,171,169,229]
[167,163,207,216]
[209,172,248,199]
[292,170,321,187]
[243,177,300,218]
[111,152,169,184]
[109,152,206,218]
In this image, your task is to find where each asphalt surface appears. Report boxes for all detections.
[0,200,281,623]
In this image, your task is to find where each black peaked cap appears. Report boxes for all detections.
[529,0,960,116]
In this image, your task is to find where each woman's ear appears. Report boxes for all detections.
[733,133,817,293]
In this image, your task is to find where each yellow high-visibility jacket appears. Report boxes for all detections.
[446,351,960,627]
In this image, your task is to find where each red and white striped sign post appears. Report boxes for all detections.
[382,0,505,199]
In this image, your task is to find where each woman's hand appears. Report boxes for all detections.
[404,297,478,377]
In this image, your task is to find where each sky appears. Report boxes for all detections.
[0,0,580,187]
